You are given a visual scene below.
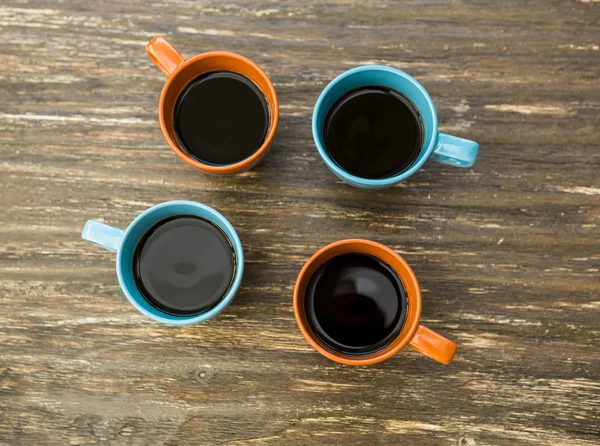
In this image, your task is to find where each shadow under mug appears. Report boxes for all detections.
[312,65,479,189]
[146,36,279,175]
[81,200,244,325]
[293,239,456,366]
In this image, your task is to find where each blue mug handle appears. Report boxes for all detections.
[82,220,124,253]
[431,133,479,168]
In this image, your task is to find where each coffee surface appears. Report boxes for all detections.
[305,253,408,354]
[133,215,236,315]
[174,72,269,165]
[324,87,423,179]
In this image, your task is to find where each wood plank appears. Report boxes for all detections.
[0,0,598,444]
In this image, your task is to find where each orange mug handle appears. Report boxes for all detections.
[146,36,185,77]
[409,325,456,365]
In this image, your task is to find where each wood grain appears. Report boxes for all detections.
[1,0,599,444]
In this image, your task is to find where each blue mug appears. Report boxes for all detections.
[81,200,244,325]
[312,65,479,189]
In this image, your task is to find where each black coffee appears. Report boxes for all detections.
[174,72,269,165]
[305,253,408,354]
[133,215,236,315]
[324,87,423,179]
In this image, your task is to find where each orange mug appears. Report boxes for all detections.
[293,239,457,366]
[146,36,279,175]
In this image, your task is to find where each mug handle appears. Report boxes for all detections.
[82,220,124,253]
[431,133,479,168]
[408,325,457,365]
[146,36,185,77]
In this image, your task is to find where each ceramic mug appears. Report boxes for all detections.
[312,65,479,189]
[146,36,279,175]
[81,201,244,325]
[293,239,456,365]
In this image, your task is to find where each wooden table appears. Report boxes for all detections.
[1,1,598,444]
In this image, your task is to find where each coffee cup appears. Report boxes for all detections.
[312,65,479,189]
[294,239,456,365]
[147,36,279,175]
[82,201,243,325]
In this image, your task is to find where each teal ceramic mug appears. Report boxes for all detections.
[312,65,479,189]
[82,200,244,325]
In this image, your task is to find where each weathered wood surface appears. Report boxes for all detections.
[1,0,599,444]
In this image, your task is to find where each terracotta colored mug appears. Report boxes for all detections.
[146,36,279,175]
[293,239,457,366]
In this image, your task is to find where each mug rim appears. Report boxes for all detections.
[116,200,244,325]
[159,51,279,175]
[293,239,422,365]
[312,65,439,188]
